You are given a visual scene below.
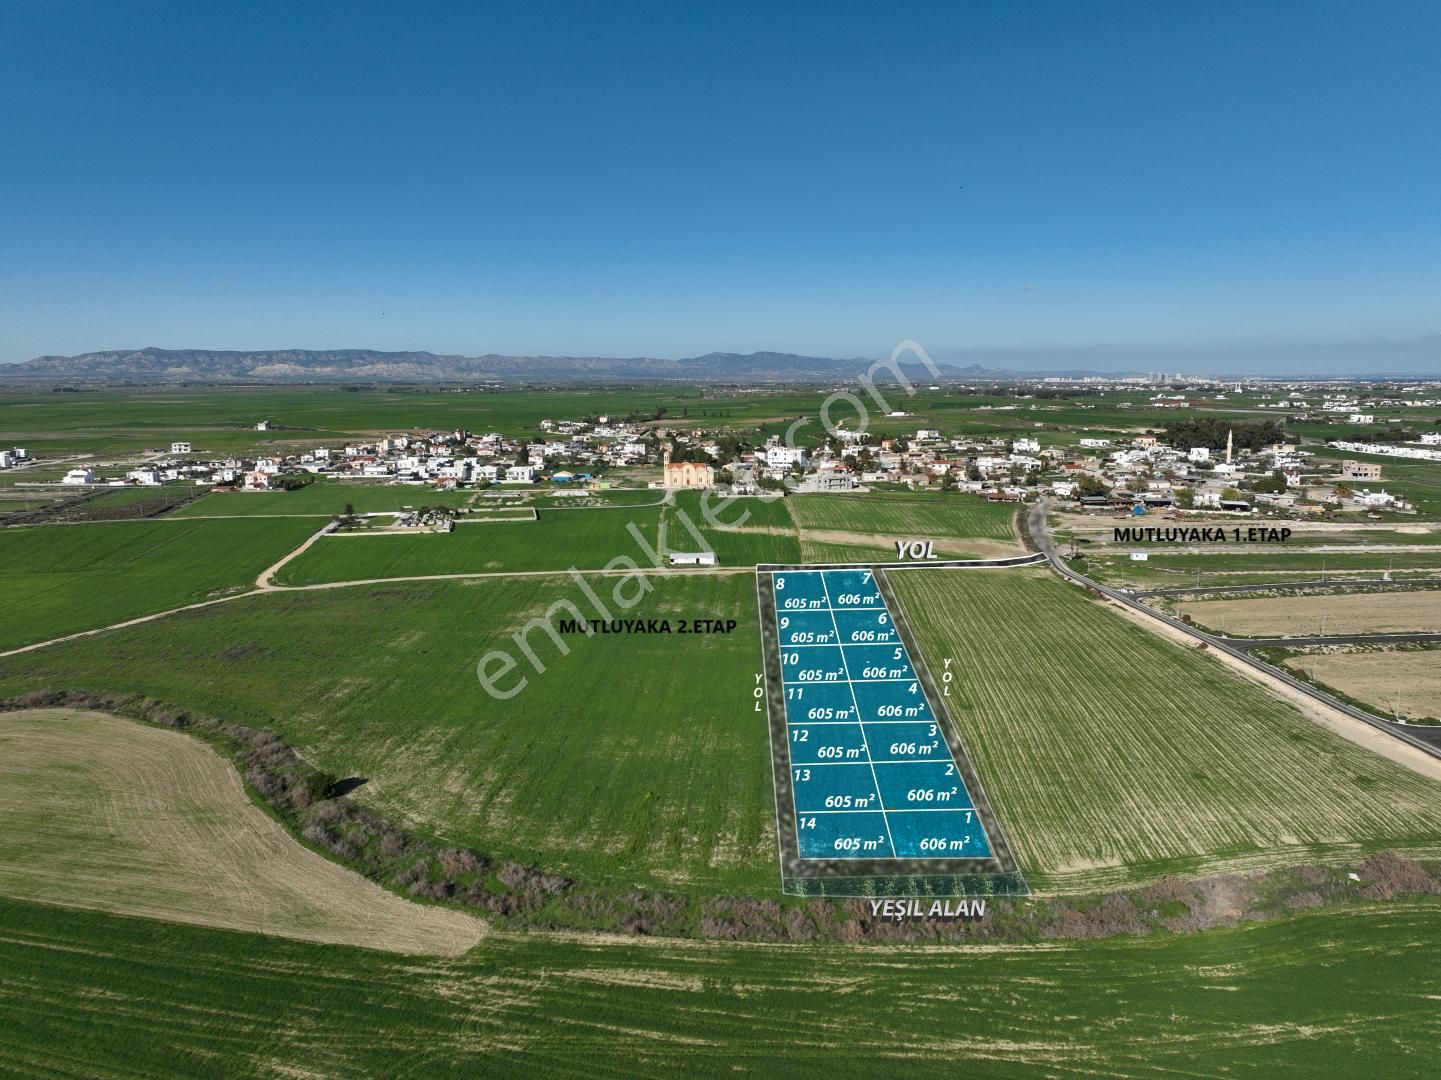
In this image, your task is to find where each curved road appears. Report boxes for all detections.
[1028,498,1441,757]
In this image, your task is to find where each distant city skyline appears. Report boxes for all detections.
[2,1,1438,375]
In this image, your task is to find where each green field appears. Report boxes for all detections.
[276,506,665,582]
[0,385,1324,464]
[1081,547,1441,588]
[0,518,319,651]
[789,492,1020,543]
[6,893,1441,1075]
[890,567,1441,890]
[797,539,906,564]
[0,574,770,894]
[667,490,803,565]
[176,484,477,517]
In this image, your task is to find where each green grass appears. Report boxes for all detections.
[673,527,802,566]
[890,567,1441,891]
[84,484,203,510]
[0,518,319,650]
[276,506,664,581]
[800,539,922,563]
[789,492,1019,542]
[667,490,803,565]
[7,894,1441,1075]
[0,574,771,893]
[1083,548,1441,588]
[174,482,481,517]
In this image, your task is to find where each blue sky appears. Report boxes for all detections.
[1,0,1438,373]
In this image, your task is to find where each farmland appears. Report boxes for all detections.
[1176,591,1441,636]
[275,506,664,582]
[888,567,1441,891]
[7,893,1441,1075]
[0,574,772,895]
[667,489,803,565]
[1079,547,1441,588]
[789,491,1021,545]
[174,482,481,517]
[1281,647,1441,723]
[0,517,319,651]
[0,708,483,955]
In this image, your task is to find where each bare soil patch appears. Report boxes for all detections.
[0,708,486,955]
[1283,652,1441,722]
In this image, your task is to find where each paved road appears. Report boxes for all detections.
[1028,499,1441,758]
[756,553,1047,573]
[1134,578,1441,598]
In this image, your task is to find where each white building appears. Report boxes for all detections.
[1013,437,1040,453]
[1348,414,1376,425]
[502,465,536,483]
[61,468,95,485]
[668,551,717,566]
[1079,438,1111,448]
[764,445,809,469]
[170,441,192,454]
[1188,446,1211,462]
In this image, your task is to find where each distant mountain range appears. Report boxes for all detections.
[0,346,1033,384]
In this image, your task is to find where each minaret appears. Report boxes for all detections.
[1225,428,1233,465]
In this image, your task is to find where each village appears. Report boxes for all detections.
[2,396,1425,524]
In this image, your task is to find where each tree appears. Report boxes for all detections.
[1162,418,1285,452]
[1221,486,1243,502]
[303,771,339,805]
[1174,487,1195,509]
[1076,474,1109,496]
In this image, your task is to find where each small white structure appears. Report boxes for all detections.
[1013,437,1040,453]
[170,441,192,454]
[255,420,271,431]
[1347,413,1376,425]
[62,468,95,485]
[1079,438,1111,448]
[668,551,717,566]
[1188,446,1211,462]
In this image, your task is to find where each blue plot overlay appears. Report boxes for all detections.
[771,568,993,861]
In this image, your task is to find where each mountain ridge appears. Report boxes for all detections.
[0,346,1000,384]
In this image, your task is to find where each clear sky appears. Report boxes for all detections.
[1,0,1438,373]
